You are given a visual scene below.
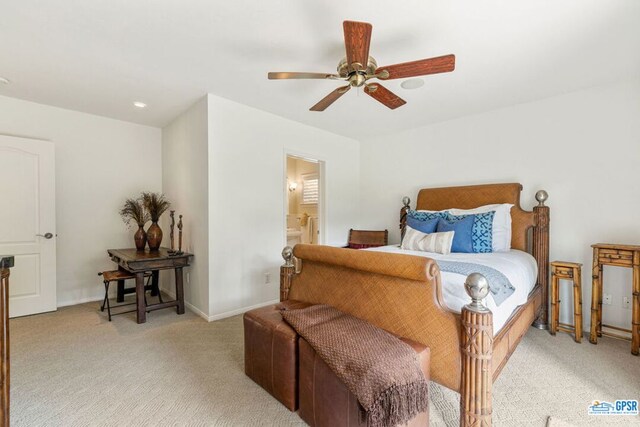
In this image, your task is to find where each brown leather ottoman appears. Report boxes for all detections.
[298,337,430,427]
[243,300,312,411]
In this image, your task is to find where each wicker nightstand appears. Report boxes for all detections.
[590,243,640,355]
[550,261,583,343]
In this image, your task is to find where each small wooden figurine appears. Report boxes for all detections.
[177,215,184,255]
[168,210,176,253]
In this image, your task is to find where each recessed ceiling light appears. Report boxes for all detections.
[133,101,147,108]
[0,77,10,85]
[400,79,424,90]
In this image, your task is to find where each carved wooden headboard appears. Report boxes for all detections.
[400,182,550,327]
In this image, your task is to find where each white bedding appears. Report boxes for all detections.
[365,245,538,334]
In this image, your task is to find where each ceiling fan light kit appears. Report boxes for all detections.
[268,20,455,111]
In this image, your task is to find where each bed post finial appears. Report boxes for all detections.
[535,190,548,207]
[280,246,295,301]
[460,273,493,427]
[400,196,411,242]
[282,246,294,267]
[533,190,550,330]
[464,273,490,313]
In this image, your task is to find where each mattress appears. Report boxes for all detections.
[365,245,538,334]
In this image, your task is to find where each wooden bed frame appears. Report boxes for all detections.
[279,183,549,426]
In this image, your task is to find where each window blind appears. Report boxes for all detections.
[302,174,319,204]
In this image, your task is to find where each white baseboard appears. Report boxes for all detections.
[57,295,104,308]
[160,286,279,322]
[158,287,210,321]
[207,299,280,322]
[72,284,279,323]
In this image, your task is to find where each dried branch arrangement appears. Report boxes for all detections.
[119,198,149,228]
[141,192,171,222]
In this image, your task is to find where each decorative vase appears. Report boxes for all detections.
[147,221,163,251]
[134,225,147,251]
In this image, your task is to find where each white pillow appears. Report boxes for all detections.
[448,204,513,251]
[401,227,454,255]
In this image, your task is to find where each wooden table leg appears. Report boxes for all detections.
[597,265,603,337]
[590,248,599,344]
[116,279,125,303]
[573,267,582,343]
[550,273,558,335]
[151,271,160,297]
[135,272,146,324]
[175,267,185,315]
[632,253,639,356]
[1,268,11,427]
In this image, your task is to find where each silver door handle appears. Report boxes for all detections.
[36,233,54,239]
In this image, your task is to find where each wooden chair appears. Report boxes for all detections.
[346,229,389,249]
[99,269,157,321]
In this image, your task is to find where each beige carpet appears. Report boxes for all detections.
[10,301,640,426]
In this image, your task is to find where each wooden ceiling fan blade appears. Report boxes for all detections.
[310,86,351,111]
[376,54,455,80]
[364,83,406,110]
[343,21,372,72]
[268,72,341,80]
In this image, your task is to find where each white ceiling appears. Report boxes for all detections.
[1,1,639,139]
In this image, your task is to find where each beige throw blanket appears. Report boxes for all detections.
[281,304,428,427]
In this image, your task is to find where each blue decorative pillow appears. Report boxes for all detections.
[437,215,475,253]
[407,210,448,222]
[446,211,495,253]
[406,216,439,234]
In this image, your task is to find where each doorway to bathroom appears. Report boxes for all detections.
[285,155,323,247]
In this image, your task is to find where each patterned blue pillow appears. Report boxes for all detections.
[408,210,448,222]
[446,211,495,253]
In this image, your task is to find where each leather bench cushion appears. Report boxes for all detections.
[298,336,430,427]
[243,300,313,411]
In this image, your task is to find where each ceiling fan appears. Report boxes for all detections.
[268,20,455,111]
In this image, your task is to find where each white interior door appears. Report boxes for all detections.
[0,135,56,317]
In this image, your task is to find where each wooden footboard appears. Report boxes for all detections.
[282,244,463,390]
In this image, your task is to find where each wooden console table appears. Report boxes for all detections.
[589,243,639,355]
[107,248,193,324]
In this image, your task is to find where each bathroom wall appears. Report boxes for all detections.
[286,157,319,244]
[286,157,297,217]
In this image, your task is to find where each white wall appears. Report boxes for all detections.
[359,77,640,331]
[161,97,210,318]
[0,95,161,306]
[207,94,360,319]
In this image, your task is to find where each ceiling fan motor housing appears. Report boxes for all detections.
[338,56,378,87]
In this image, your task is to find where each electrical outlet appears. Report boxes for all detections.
[603,294,612,305]
[623,296,631,309]
[264,272,271,284]
[186,273,190,284]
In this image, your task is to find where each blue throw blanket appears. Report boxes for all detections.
[437,261,515,306]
